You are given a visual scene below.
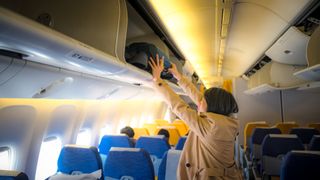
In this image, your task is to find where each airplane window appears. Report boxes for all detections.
[35,136,62,180]
[164,108,171,121]
[76,129,91,146]
[0,146,12,170]
[99,124,113,142]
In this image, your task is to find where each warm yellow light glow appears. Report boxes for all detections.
[149,0,234,88]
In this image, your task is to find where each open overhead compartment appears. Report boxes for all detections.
[294,26,320,81]
[0,3,183,94]
[245,61,307,95]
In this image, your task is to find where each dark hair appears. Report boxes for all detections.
[120,126,135,138]
[157,129,170,139]
[204,87,239,116]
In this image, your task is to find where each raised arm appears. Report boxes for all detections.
[148,55,211,138]
[168,64,204,105]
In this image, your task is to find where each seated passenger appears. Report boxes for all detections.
[157,128,170,143]
[120,126,136,146]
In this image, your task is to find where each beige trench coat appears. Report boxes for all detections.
[153,76,242,180]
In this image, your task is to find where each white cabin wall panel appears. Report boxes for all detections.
[282,89,320,126]
[0,55,12,72]
[0,60,64,98]
[44,105,78,145]
[0,56,157,99]
[234,78,281,144]
[0,105,37,172]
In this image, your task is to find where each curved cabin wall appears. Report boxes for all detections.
[0,98,168,179]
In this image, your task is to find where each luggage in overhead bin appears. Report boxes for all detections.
[125,42,173,79]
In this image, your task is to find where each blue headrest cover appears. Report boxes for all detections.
[262,134,304,157]
[57,145,102,174]
[135,136,170,158]
[290,128,320,144]
[99,135,132,155]
[104,148,154,180]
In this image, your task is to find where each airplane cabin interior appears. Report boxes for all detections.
[0,0,319,179]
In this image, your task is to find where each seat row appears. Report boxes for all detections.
[241,126,320,179]
[54,145,181,180]
[99,135,187,175]
[134,119,189,146]
[243,121,320,149]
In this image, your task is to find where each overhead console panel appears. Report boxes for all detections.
[294,26,320,81]
[245,61,307,95]
[265,27,310,66]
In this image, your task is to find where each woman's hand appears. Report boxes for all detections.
[149,54,164,81]
[169,63,182,81]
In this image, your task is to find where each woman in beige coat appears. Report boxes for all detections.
[149,55,242,180]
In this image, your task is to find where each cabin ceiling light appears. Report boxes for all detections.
[149,0,234,88]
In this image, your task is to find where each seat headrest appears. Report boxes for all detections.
[309,135,320,150]
[262,134,304,157]
[290,128,320,144]
[175,136,187,150]
[0,170,29,180]
[281,151,320,180]
[104,147,154,180]
[251,128,281,145]
[135,136,170,158]
[98,135,133,155]
[57,145,102,174]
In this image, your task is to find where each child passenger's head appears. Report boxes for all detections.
[120,126,135,138]
[203,87,238,116]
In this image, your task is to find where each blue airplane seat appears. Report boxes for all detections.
[98,135,133,156]
[280,151,320,180]
[250,128,281,160]
[158,150,182,180]
[175,136,187,150]
[56,145,103,179]
[289,128,320,145]
[308,135,320,150]
[104,147,154,180]
[0,170,29,180]
[135,136,171,175]
[261,134,304,178]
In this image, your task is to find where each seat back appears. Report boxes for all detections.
[133,128,149,140]
[57,145,103,179]
[250,128,281,160]
[261,134,304,176]
[98,135,133,156]
[143,123,158,135]
[244,122,268,150]
[155,119,170,126]
[280,151,320,180]
[275,122,299,134]
[308,135,320,150]
[172,119,188,130]
[155,126,181,145]
[0,170,29,180]
[158,150,182,180]
[135,136,170,175]
[171,123,188,136]
[308,123,320,132]
[104,147,154,180]
[175,136,187,150]
[290,128,320,145]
